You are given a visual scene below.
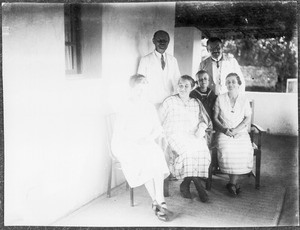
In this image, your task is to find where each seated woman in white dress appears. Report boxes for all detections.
[111,74,173,221]
[213,73,253,196]
[160,75,212,203]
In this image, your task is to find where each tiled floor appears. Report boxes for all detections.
[53,134,299,227]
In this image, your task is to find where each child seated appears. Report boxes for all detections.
[190,70,217,121]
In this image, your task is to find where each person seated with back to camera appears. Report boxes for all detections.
[213,72,253,196]
[111,74,174,222]
[159,75,212,202]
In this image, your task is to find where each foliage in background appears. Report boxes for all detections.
[223,36,297,92]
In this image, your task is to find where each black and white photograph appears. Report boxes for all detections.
[1,0,298,228]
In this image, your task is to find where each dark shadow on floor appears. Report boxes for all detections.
[259,134,298,226]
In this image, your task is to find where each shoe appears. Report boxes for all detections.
[235,184,242,194]
[159,202,174,217]
[226,183,237,196]
[169,174,178,181]
[153,201,174,222]
[152,200,159,212]
[180,178,192,199]
[192,177,209,202]
[152,201,168,221]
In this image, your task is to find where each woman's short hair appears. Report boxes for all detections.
[179,75,195,88]
[195,70,210,81]
[129,74,146,87]
[226,73,242,85]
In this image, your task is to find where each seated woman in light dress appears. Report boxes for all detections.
[111,74,173,221]
[160,75,212,203]
[213,73,253,196]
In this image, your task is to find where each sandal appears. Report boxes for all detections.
[159,202,174,217]
[152,201,169,221]
[226,183,237,196]
[152,201,158,212]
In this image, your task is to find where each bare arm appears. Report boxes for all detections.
[213,98,234,137]
[230,115,251,136]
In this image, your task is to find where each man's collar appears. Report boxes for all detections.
[154,50,165,58]
[211,55,223,62]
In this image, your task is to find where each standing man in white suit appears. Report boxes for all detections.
[138,30,181,107]
[199,37,245,95]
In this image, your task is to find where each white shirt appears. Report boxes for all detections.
[200,54,245,95]
[137,50,181,105]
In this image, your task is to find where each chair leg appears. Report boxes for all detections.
[164,176,170,197]
[107,158,113,198]
[255,150,261,189]
[206,164,212,190]
[130,187,134,207]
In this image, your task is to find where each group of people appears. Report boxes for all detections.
[111,30,253,222]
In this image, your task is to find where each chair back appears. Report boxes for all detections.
[105,113,118,161]
[249,100,254,133]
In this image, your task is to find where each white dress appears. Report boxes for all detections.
[111,99,170,188]
[214,93,253,174]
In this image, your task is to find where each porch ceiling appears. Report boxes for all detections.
[175,1,297,40]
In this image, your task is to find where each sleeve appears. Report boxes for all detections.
[210,91,218,110]
[197,99,212,129]
[199,60,204,70]
[149,104,164,139]
[232,58,245,92]
[213,96,221,119]
[158,99,169,125]
[137,57,147,76]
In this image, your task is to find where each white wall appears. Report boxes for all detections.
[3,3,108,225]
[2,2,177,226]
[174,27,202,78]
[102,2,176,111]
[246,92,298,136]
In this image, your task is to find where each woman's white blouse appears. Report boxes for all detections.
[214,93,251,133]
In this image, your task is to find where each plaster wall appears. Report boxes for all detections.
[174,27,202,78]
[101,2,176,111]
[2,2,177,225]
[3,3,108,225]
[245,92,298,136]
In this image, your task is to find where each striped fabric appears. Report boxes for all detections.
[217,132,253,174]
[160,95,211,179]
[214,93,253,174]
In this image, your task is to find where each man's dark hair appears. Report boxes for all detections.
[153,30,170,40]
[207,37,222,46]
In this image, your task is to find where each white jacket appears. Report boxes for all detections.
[138,51,180,104]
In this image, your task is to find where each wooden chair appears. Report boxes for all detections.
[105,113,170,207]
[206,100,266,190]
[105,113,134,207]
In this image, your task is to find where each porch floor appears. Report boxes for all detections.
[53,134,299,227]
